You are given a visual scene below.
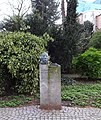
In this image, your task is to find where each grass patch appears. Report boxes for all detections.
[62,83,101,107]
[0,95,35,107]
[1,83,101,108]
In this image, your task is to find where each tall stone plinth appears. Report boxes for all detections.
[48,64,61,110]
[40,64,61,110]
[40,64,49,108]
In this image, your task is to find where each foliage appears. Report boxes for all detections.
[62,0,81,72]
[72,47,101,78]
[2,0,60,35]
[62,83,101,107]
[47,25,65,65]
[48,0,86,73]
[77,36,90,54]
[2,15,27,32]
[84,20,94,37]
[2,0,30,32]
[77,21,94,54]
[0,95,35,107]
[89,31,101,49]
[25,12,46,36]
[0,65,14,95]
[31,0,60,25]
[25,0,60,36]
[0,32,47,95]
[2,83,101,108]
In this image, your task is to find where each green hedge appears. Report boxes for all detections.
[0,32,48,95]
[72,48,101,78]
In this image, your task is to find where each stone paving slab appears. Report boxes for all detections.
[0,105,101,120]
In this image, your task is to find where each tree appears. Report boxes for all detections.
[2,0,30,31]
[25,12,46,36]
[77,21,94,53]
[88,30,101,49]
[61,0,66,24]
[48,0,84,73]
[62,0,80,72]
[28,0,60,36]
[31,0,60,25]
[47,24,64,64]
[84,20,94,37]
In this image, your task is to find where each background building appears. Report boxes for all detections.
[96,14,101,30]
[78,10,101,31]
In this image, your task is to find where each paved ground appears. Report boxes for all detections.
[0,105,101,120]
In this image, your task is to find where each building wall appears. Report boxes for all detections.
[77,10,101,31]
[77,14,83,24]
[96,15,101,30]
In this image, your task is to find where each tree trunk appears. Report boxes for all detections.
[61,0,65,24]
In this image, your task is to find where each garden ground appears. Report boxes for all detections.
[1,79,101,119]
[0,79,101,108]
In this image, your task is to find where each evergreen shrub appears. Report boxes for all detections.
[0,32,47,95]
[72,47,101,78]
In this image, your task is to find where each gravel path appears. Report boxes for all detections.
[0,105,101,120]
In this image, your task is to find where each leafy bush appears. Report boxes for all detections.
[0,32,48,95]
[89,31,101,49]
[0,95,34,107]
[72,47,101,78]
[0,68,5,95]
[0,64,14,95]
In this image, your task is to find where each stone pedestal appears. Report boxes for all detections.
[40,64,61,110]
[40,64,49,108]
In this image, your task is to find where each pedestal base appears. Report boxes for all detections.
[40,104,61,110]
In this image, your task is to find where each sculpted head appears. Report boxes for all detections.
[40,52,49,64]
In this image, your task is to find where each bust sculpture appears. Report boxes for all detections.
[40,52,49,64]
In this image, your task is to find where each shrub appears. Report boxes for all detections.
[89,31,101,49]
[0,64,14,95]
[72,47,101,78]
[0,32,48,95]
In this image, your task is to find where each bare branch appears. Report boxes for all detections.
[6,0,30,17]
[7,0,15,15]
[21,6,31,17]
